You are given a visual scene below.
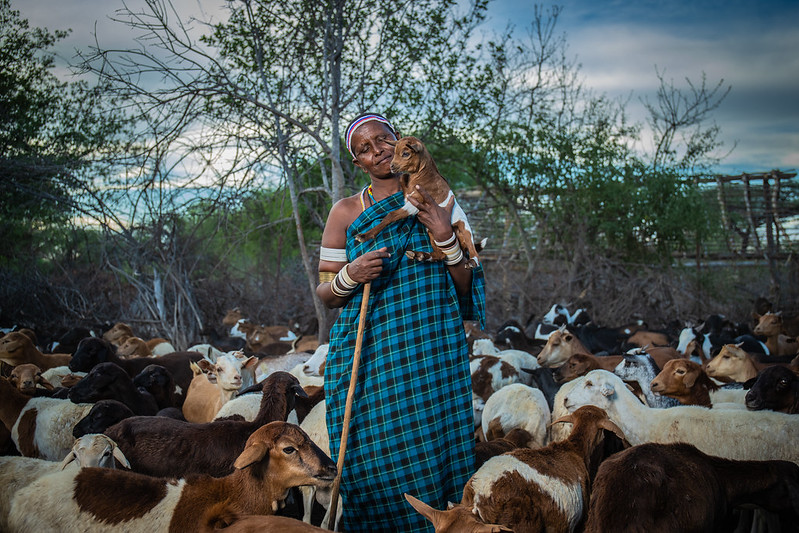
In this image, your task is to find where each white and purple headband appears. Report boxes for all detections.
[345,114,396,158]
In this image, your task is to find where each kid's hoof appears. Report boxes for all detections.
[405,250,434,262]
[465,259,479,270]
[354,234,368,243]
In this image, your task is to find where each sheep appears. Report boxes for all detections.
[745,364,799,413]
[480,383,549,448]
[183,354,257,423]
[562,369,799,464]
[103,371,308,478]
[72,399,135,438]
[454,405,627,532]
[612,353,680,408]
[705,343,793,383]
[0,331,71,370]
[67,362,159,416]
[403,493,512,533]
[9,363,54,395]
[0,433,130,531]
[8,421,337,533]
[584,442,799,533]
[68,336,202,406]
[1,376,93,460]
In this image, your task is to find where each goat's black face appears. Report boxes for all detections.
[70,337,115,372]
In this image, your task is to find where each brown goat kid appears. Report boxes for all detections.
[9,364,54,395]
[354,136,484,269]
[650,358,719,407]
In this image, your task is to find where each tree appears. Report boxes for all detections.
[78,0,490,339]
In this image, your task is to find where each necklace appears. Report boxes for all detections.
[367,184,376,204]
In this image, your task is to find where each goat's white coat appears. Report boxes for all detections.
[302,344,328,376]
[9,470,187,532]
[11,398,94,460]
[481,384,549,448]
[564,370,799,464]
[40,366,87,388]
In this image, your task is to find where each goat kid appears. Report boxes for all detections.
[354,136,484,269]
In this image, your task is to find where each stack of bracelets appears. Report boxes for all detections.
[434,233,463,266]
[329,263,360,298]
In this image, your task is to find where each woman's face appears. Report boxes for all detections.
[350,121,397,179]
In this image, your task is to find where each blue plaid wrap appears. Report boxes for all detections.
[324,191,486,532]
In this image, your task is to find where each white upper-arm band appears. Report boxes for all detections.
[320,246,348,262]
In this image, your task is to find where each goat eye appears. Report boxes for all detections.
[283,446,296,455]
[676,369,685,375]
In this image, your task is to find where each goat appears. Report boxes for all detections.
[705,343,793,383]
[183,354,257,423]
[0,376,93,461]
[200,505,332,532]
[9,363,54,395]
[403,493,512,533]
[72,399,135,438]
[102,322,135,346]
[0,331,71,370]
[354,136,484,269]
[584,442,799,533]
[103,371,308,478]
[612,352,680,408]
[650,358,720,407]
[9,422,337,533]
[562,369,799,464]
[745,364,799,413]
[454,406,627,532]
[132,364,179,410]
[480,383,549,448]
[68,336,202,406]
[67,362,159,416]
[753,311,799,356]
[553,353,623,384]
[0,433,130,530]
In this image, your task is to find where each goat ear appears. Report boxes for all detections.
[60,451,77,470]
[549,413,574,427]
[385,137,397,146]
[113,446,132,469]
[683,368,698,388]
[407,139,423,153]
[404,493,438,522]
[234,442,270,470]
[599,419,629,446]
[292,383,309,399]
[36,374,55,390]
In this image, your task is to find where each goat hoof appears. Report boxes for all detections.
[354,234,368,243]
[405,250,433,262]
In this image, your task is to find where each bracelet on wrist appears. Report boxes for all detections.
[330,264,359,298]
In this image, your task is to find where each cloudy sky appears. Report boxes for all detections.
[17,0,799,175]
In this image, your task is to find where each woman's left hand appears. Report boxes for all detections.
[409,184,454,242]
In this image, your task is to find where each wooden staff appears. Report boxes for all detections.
[326,281,371,530]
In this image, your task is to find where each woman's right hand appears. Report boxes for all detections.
[347,247,391,283]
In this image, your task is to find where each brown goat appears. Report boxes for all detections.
[584,442,799,533]
[0,332,71,370]
[650,358,719,407]
[9,364,54,395]
[103,371,308,478]
[706,343,792,384]
[553,353,623,384]
[753,312,799,356]
[354,136,483,269]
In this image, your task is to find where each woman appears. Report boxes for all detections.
[317,113,486,531]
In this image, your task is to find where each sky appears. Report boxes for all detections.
[16,0,799,176]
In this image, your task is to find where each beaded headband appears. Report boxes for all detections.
[345,114,396,158]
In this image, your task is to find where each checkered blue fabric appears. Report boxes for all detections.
[325,191,486,532]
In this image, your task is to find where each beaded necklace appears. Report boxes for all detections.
[359,184,377,211]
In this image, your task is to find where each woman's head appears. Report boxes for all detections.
[346,113,399,179]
